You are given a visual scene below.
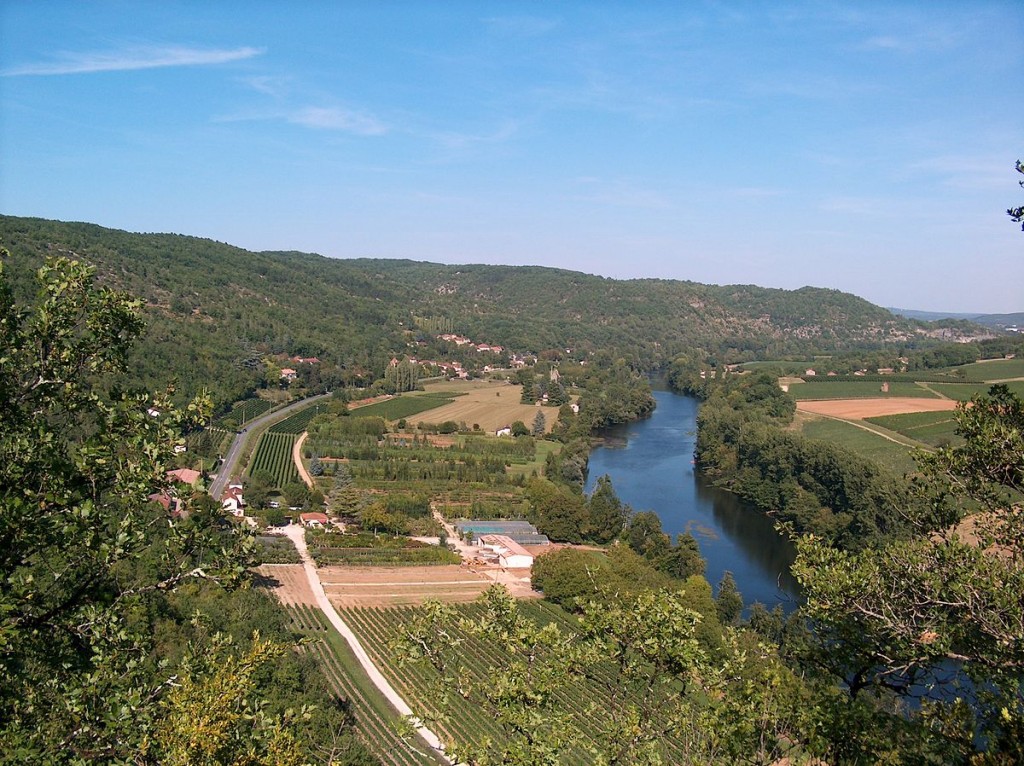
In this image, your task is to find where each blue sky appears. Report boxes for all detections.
[2,1,1021,312]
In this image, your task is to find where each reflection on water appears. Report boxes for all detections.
[585,390,799,611]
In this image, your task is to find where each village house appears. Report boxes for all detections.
[300,512,329,529]
[495,425,512,437]
[221,482,245,517]
[280,368,297,380]
[166,467,201,488]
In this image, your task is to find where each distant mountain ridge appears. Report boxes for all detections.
[888,307,1024,329]
[0,215,967,406]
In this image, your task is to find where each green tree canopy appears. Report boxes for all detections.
[0,254,320,763]
[586,474,630,544]
[793,384,1024,761]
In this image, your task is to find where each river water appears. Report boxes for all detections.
[585,389,799,610]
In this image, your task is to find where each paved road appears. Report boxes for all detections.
[282,525,452,763]
[208,393,331,500]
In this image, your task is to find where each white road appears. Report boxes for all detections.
[281,525,452,764]
[209,393,330,500]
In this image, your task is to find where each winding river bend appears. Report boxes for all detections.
[585,389,799,610]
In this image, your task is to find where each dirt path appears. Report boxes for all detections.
[293,432,313,488]
[916,382,950,399]
[804,411,926,448]
[280,525,452,763]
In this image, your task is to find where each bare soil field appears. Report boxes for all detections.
[319,564,506,608]
[796,397,959,420]
[415,379,557,433]
[255,564,318,607]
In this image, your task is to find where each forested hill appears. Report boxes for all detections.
[1,215,925,405]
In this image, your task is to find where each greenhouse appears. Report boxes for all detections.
[454,519,550,546]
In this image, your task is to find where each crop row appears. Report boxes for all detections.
[347,458,513,485]
[269,402,327,434]
[287,605,444,766]
[247,431,300,488]
[235,398,274,421]
[345,603,604,759]
[338,602,689,763]
[310,547,461,567]
[349,393,457,421]
[339,606,505,752]
[214,398,274,428]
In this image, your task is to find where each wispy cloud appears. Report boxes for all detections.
[434,121,521,150]
[2,45,263,76]
[286,106,388,135]
[243,75,291,97]
[855,13,964,55]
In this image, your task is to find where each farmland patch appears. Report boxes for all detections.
[928,380,1024,401]
[950,357,1024,381]
[795,397,957,419]
[412,379,558,434]
[789,380,941,400]
[795,414,919,474]
[865,410,963,448]
[320,565,494,608]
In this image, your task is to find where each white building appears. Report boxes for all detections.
[478,534,534,568]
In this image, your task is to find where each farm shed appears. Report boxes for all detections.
[479,534,534,568]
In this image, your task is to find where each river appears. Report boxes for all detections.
[584,389,799,611]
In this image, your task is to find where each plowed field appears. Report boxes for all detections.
[796,397,958,419]
[256,564,318,606]
[319,564,496,608]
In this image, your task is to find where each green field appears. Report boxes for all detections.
[928,380,1024,401]
[506,438,560,479]
[865,410,962,449]
[788,380,940,400]
[268,402,328,434]
[215,398,274,428]
[351,392,459,421]
[307,531,461,566]
[950,357,1024,381]
[246,431,299,487]
[796,416,920,474]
